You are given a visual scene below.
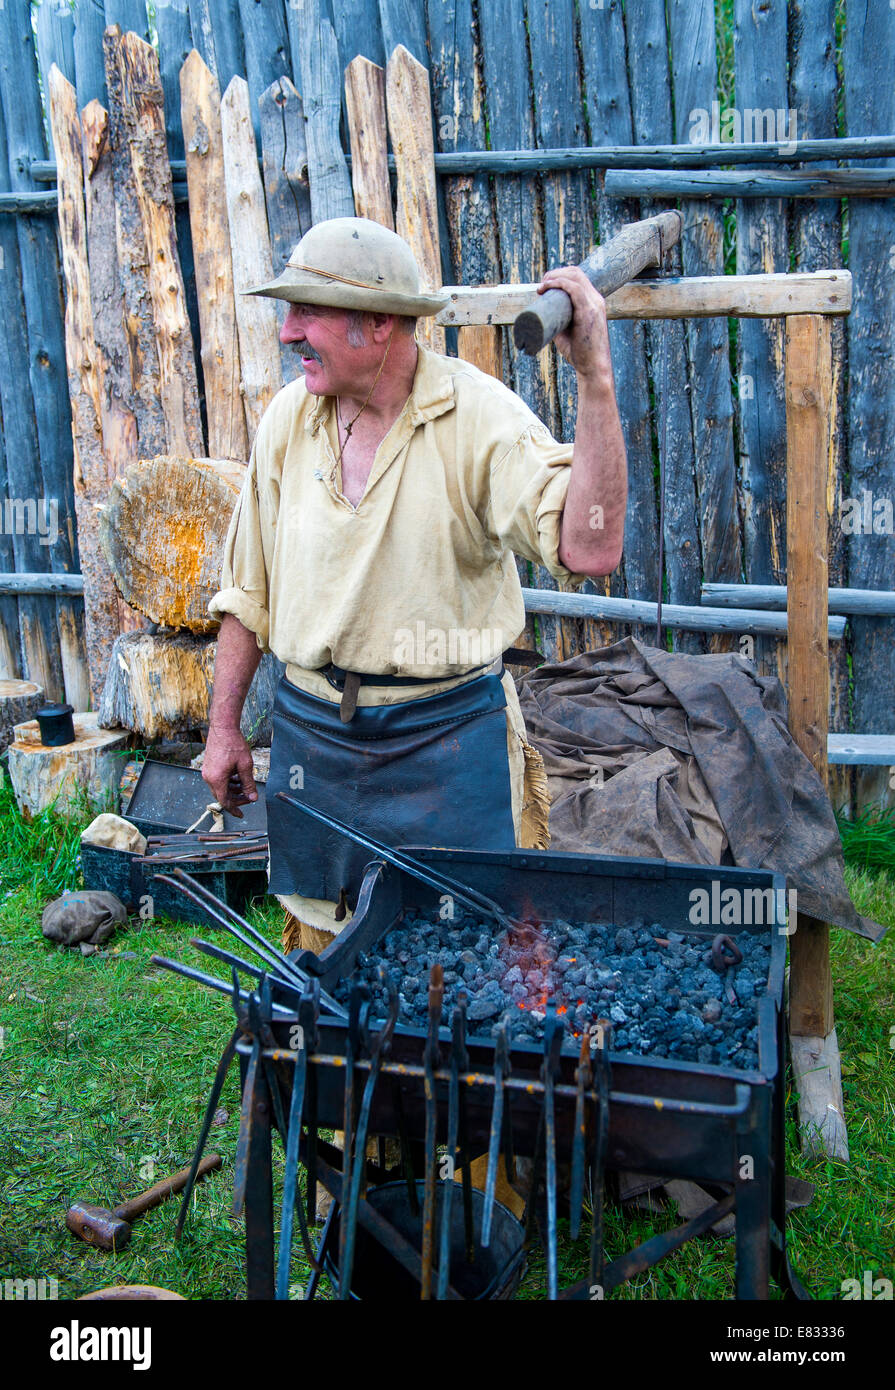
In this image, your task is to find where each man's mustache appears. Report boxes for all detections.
[296,340,324,364]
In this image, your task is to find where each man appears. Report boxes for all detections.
[203,217,627,953]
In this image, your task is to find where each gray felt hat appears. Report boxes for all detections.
[244,216,450,317]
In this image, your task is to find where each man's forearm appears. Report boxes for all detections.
[558,369,627,576]
[209,613,263,731]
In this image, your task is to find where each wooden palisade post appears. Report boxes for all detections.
[784,312,847,1159]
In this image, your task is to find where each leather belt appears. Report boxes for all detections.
[317,660,494,723]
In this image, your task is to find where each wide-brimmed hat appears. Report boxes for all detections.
[243,217,450,317]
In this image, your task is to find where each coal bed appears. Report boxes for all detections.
[332,911,772,1069]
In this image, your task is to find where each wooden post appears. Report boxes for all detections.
[49,67,123,705]
[235,0,291,145]
[386,45,445,354]
[259,75,312,383]
[285,0,355,222]
[181,52,250,460]
[785,312,847,1159]
[345,57,393,229]
[220,75,281,442]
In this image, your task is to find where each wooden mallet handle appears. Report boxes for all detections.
[114,1152,222,1222]
[512,210,683,355]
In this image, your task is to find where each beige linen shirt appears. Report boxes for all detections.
[208,343,587,689]
[209,344,587,935]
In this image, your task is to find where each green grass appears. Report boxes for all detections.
[1,785,892,1301]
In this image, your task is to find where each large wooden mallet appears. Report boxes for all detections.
[513,210,683,355]
[65,1153,222,1250]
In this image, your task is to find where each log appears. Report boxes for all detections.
[49,67,122,706]
[436,272,853,324]
[513,212,682,355]
[605,169,895,198]
[703,583,895,616]
[520,587,845,639]
[181,51,249,461]
[188,0,244,93]
[386,45,445,354]
[285,0,354,222]
[425,6,502,382]
[103,28,203,458]
[98,455,247,633]
[235,0,291,145]
[7,711,131,819]
[259,75,312,384]
[99,629,281,743]
[0,679,43,754]
[345,57,393,228]
[0,575,85,595]
[786,315,834,1042]
[220,75,281,441]
[790,1030,849,1161]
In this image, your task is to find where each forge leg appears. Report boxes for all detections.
[735,1087,772,1300]
[244,1065,275,1300]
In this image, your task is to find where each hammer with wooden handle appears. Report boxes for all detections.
[65,1153,222,1250]
[512,209,683,354]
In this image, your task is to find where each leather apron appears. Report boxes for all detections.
[265,670,516,902]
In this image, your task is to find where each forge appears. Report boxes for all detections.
[156,841,804,1302]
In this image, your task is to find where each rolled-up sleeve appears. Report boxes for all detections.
[208,450,272,651]
[487,424,589,587]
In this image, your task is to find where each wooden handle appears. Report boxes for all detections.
[512,210,683,354]
[114,1153,222,1222]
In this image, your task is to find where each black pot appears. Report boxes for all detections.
[35,703,76,747]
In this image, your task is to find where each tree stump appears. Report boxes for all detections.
[98,631,282,744]
[0,679,43,753]
[7,713,130,819]
[98,455,246,633]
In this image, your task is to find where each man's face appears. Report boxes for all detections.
[279,302,360,395]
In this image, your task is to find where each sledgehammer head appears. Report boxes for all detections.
[65,1201,132,1251]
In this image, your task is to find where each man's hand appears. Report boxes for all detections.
[537,265,613,387]
[201,725,258,817]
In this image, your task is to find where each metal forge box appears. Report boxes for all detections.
[228,846,798,1300]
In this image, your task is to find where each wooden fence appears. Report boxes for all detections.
[0,0,893,812]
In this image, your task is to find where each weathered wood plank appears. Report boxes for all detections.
[525,0,591,445]
[478,0,558,660]
[378,0,426,67]
[36,0,76,85]
[0,0,86,708]
[236,0,291,143]
[104,27,204,458]
[386,45,445,353]
[220,75,280,441]
[259,75,312,383]
[578,0,656,652]
[345,57,393,228]
[334,0,384,68]
[668,0,740,619]
[0,573,85,595]
[0,405,23,679]
[285,0,354,222]
[625,0,701,656]
[182,51,250,460]
[425,3,501,378]
[0,86,64,699]
[73,0,109,108]
[735,0,790,683]
[49,66,123,705]
[605,169,895,198]
[787,1,848,800]
[827,736,895,766]
[103,0,149,38]
[437,272,852,323]
[786,314,834,1042]
[189,0,245,92]
[844,0,895,810]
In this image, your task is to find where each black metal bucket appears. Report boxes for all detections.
[325,1180,527,1300]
